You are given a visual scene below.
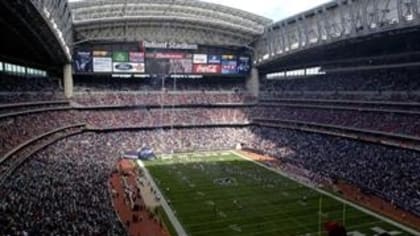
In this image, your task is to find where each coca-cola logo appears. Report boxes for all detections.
[194,65,220,73]
[115,63,133,70]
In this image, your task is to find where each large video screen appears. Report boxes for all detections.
[74,49,251,76]
[146,53,193,74]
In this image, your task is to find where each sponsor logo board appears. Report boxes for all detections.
[74,51,92,73]
[113,62,145,73]
[93,57,112,72]
[155,53,185,59]
[193,64,221,74]
[237,56,251,73]
[222,55,236,61]
[193,54,208,64]
[221,60,237,74]
[93,51,112,57]
[208,55,221,64]
[112,52,129,62]
[129,52,145,63]
[146,53,186,59]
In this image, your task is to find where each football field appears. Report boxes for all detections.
[145,152,418,236]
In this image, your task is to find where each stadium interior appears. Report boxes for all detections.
[1,0,420,235]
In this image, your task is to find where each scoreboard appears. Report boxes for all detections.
[73,42,251,77]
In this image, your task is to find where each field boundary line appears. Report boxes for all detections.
[137,160,188,236]
[232,151,420,235]
[158,150,232,158]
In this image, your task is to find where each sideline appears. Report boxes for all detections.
[137,160,188,236]
[107,180,129,236]
[232,151,420,236]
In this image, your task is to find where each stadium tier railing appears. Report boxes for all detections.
[260,91,420,101]
[1,100,418,149]
[73,103,256,110]
[258,102,420,116]
[260,98,420,110]
[0,124,86,165]
[253,119,420,152]
[0,106,73,119]
[0,124,86,184]
[0,100,69,110]
[85,123,251,133]
[1,96,420,157]
[0,92,66,103]
[73,90,252,95]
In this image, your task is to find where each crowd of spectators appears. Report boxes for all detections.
[0,107,250,157]
[261,69,420,93]
[83,108,250,128]
[2,67,420,233]
[0,91,254,157]
[0,127,248,234]
[0,75,249,105]
[0,92,65,104]
[244,127,420,216]
[0,91,255,107]
[257,68,420,140]
[0,111,82,157]
[259,98,420,112]
[2,124,420,235]
[253,106,420,138]
[0,76,60,93]
[74,77,246,92]
[260,91,420,102]
[0,133,126,235]
[0,102,70,115]
[0,126,82,182]
[73,92,255,106]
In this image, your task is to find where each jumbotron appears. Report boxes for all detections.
[1,0,420,235]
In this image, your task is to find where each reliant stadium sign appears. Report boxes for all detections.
[143,41,198,50]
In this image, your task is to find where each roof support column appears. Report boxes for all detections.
[63,64,74,98]
[246,67,260,98]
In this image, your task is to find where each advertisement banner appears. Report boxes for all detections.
[221,60,237,74]
[169,59,193,74]
[156,53,185,59]
[74,51,92,73]
[129,52,145,63]
[193,54,208,64]
[193,64,221,74]
[113,62,145,73]
[146,53,186,59]
[222,55,236,61]
[208,55,221,64]
[237,56,251,74]
[113,51,129,62]
[93,51,112,57]
[93,57,112,72]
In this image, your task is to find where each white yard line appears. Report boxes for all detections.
[137,160,188,236]
[232,151,420,235]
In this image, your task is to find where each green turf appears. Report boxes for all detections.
[145,152,418,236]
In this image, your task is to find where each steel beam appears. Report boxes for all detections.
[256,0,420,67]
